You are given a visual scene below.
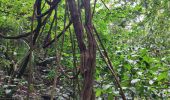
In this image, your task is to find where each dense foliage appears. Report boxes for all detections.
[0,0,169,99]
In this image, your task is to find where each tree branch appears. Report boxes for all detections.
[0,32,31,39]
[37,0,61,18]
[43,20,72,48]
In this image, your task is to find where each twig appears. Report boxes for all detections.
[43,20,72,48]
[92,0,97,18]
[100,0,110,10]
[93,26,126,100]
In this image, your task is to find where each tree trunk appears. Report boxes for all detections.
[81,0,96,100]
[67,0,96,99]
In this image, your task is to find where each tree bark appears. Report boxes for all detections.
[67,0,96,99]
[81,0,96,100]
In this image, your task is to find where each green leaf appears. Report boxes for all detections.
[124,64,131,70]
[157,72,168,81]
[103,84,112,90]
[108,93,114,100]
[95,88,102,97]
